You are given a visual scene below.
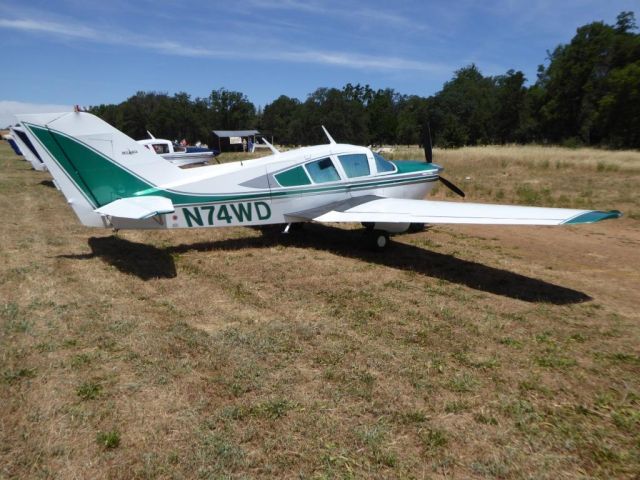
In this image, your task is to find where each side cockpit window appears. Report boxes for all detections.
[338,153,370,178]
[373,152,396,174]
[275,166,312,187]
[306,157,340,183]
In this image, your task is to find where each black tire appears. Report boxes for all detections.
[369,230,390,250]
[408,223,426,233]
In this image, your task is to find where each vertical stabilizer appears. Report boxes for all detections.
[18,111,185,227]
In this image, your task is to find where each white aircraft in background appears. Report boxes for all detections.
[16,111,620,249]
[10,123,48,171]
[137,131,216,167]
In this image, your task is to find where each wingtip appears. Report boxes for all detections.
[563,210,623,224]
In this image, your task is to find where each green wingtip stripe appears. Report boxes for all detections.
[564,210,623,224]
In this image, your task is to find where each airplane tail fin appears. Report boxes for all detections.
[17,111,182,226]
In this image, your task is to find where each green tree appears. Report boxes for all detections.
[429,64,498,147]
[367,89,399,145]
[299,87,368,145]
[119,91,156,139]
[261,95,302,145]
[396,95,429,146]
[494,70,527,143]
[536,12,639,145]
[596,61,640,147]
[208,88,256,130]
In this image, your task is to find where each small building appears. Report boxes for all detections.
[211,130,260,153]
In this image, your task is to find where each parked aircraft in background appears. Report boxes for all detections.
[137,131,217,167]
[10,124,47,171]
[17,112,621,249]
[2,131,22,156]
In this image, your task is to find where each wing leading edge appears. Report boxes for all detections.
[289,197,621,226]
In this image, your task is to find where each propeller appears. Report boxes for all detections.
[438,175,466,198]
[423,123,433,164]
[422,122,465,198]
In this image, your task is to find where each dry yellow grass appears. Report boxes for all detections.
[388,145,640,221]
[1,142,639,479]
[390,144,640,170]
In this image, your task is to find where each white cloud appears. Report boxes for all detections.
[0,15,448,73]
[0,101,73,128]
[0,18,99,39]
[243,0,423,30]
[275,50,449,72]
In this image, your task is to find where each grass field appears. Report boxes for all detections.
[1,143,639,479]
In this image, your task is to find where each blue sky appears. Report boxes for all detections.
[0,0,636,126]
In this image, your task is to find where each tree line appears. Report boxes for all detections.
[90,12,639,149]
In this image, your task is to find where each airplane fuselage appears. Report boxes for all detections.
[106,144,440,230]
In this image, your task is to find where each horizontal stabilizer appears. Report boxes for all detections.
[292,197,621,226]
[95,196,174,219]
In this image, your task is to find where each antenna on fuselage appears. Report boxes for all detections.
[146,130,156,139]
[321,125,336,145]
[261,137,280,154]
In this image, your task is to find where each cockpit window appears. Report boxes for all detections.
[275,165,312,187]
[373,152,397,173]
[305,157,341,183]
[338,154,370,178]
[153,143,170,154]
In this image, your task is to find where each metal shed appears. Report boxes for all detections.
[211,130,260,153]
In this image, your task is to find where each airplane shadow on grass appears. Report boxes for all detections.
[39,180,56,189]
[61,224,591,305]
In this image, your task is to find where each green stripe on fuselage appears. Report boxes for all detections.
[392,160,441,175]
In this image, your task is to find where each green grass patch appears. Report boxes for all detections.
[76,381,102,400]
[447,373,478,392]
[2,367,37,384]
[96,430,120,449]
[419,428,448,451]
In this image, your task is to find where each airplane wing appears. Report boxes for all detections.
[287,196,621,226]
[94,196,174,220]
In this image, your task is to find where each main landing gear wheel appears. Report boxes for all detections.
[368,230,390,250]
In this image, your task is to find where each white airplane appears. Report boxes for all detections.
[137,131,216,167]
[16,111,621,249]
[2,131,22,156]
[9,124,48,171]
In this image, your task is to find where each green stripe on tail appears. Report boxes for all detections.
[27,124,153,207]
